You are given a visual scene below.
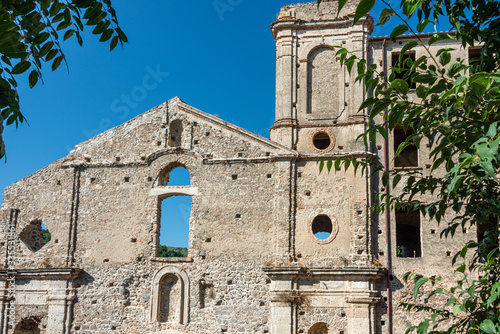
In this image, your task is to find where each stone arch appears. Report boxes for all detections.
[169,119,183,147]
[307,46,340,116]
[14,317,41,334]
[151,266,190,324]
[308,322,329,334]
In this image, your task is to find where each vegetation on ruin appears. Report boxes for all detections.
[158,245,188,258]
[318,0,500,332]
[0,0,127,160]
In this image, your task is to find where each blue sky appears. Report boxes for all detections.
[0,1,445,247]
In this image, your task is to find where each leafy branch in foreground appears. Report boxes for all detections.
[317,0,500,332]
[0,0,128,160]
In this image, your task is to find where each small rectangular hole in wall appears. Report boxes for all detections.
[157,141,162,146]
[390,275,394,280]
[426,164,431,169]
[205,238,212,243]
[227,279,233,284]
[357,250,363,255]
[74,326,80,330]
[381,321,386,326]
[377,145,382,150]
[357,210,363,215]
[267,174,272,179]
[90,178,96,184]
[54,239,59,244]
[431,229,436,234]
[463,228,467,233]
[235,214,241,219]
[232,174,238,180]
[56,180,61,185]
[141,155,146,161]
[383,297,388,302]
[103,258,109,263]
[446,251,451,256]
[131,238,137,243]
[205,131,210,136]
[124,177,130,183]
[378,229,382,234]
[304,190,311,196]
[298,172,302,178]
[266,152,270,156]
[238,152,243,157]
[379,251,384,256]
[338,145,344,149]
[193,122,198,126]
[147,177,153,182]
[194,140,199,144]
[115,157,121,162]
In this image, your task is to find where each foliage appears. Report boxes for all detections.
[41,227,51,245]
[158,245,188,258]
[316,0,500,332]
[0,0,128,160]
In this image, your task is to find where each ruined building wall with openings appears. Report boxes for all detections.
[0,1,473,333]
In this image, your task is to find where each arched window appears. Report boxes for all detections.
[308,322,329,334]
[157,165,190,187]
[307,47,340,116]
[169,120,183,147]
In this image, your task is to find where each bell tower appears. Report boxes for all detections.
[270,0,373,154]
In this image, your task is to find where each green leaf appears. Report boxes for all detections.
[63,29,75,41]
[110,35,119,51]
[353,0,375,25]
[52,56,63,71]
[28,70,39,88]
[414,277,429,300]
[99,29,113,42]
[479,320,497,334]
[390,25,409,42]
[428,33,454,46]
[337,0,348,15]
[378,8,395,26]
[45,50,58,63]
[11,61,31,75]
[417,19,434,33]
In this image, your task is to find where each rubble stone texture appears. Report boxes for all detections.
[0,1,473,333]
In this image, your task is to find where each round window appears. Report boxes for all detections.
[313,132,331,150]
[307,209,339,244]
[309,128,335,152]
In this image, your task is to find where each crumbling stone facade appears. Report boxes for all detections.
[0,1,476,333]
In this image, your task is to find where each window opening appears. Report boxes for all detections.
[396,209,422,257]
[19,221,51,252]
[313,132,331,150]
[394,126,418,167]
[169,120,183,147]
[158,166,190,187]
[312,215,332,240]
[159,196,192,257]
[392,51,416,89]
[477,216,499,253]
[468,47,482,70]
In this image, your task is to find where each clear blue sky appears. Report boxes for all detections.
[0,1,444,247]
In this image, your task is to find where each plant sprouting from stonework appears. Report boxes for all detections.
[276,291,311,307]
